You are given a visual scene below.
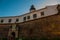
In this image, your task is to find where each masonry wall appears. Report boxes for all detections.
[19,14,60,39]
[0,14,60,39]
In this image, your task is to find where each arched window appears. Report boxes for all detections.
[1,19,4,23]
[23,17,26,21]
[16,19,19,22]
[33,14,37,18]
[8,19,12,23]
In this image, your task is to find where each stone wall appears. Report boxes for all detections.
[19,14,60,39]
[0,14,60,39]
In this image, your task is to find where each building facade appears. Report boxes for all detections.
[0,4,60,40]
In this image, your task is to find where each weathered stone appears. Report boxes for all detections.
[0,14,60,39]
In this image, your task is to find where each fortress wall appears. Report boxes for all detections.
[19,14,60,38]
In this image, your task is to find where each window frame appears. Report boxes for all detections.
[27,16,30,19]
[41,12,44,16]
[1,19,4,23]
[16,18,19,22]
[33,14,37,18]
[8,19,12,23]
[23,17,26,21]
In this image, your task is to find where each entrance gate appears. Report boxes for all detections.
[8,24,19,40]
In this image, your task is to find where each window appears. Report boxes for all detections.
[16,19,19,22]
[27,16,30,19]
[41,12,44,16]
[33,14,37,18]
[1,20,3,23]
[8,19,11,22]
[23,17,26,21]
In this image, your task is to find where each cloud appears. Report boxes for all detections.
[37,0,59,9]
[45,0,58,5]
[57,0,60,4]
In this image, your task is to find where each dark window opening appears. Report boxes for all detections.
[27,16,30,19]
[23,17,26,21]
[41,12,44,16]
[8,19,11,22]
[33,14,37,18]
[16,19,19,22]
[1,20,3,23]
[11,32,15,38]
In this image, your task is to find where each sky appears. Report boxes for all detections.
[0,0,60,17]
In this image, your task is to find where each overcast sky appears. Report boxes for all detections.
[0,0,60,17]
